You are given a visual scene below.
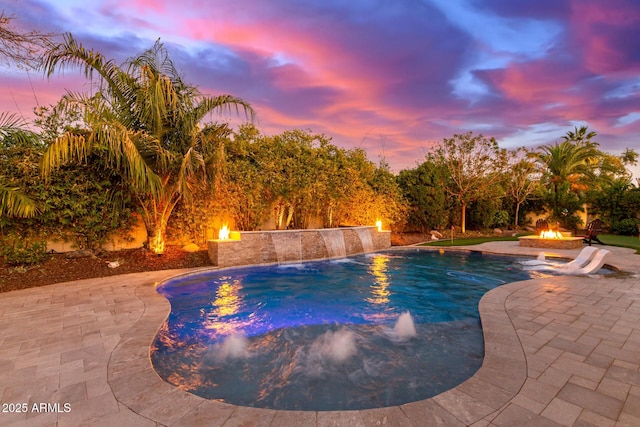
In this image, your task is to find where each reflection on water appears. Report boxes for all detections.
[367,255,390,304]
[202,278,246,335]
[211,280,243,317]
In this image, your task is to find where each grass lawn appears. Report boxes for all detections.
[418,235,523,247]
[419,233,640,254]
[598,234,640,254]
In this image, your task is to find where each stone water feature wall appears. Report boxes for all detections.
[208,226,391,268]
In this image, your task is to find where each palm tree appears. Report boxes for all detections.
[536,140,600,191]
[534,127,602,224]
[40,34,254,253]
[562,125,597,146]
[0,112,39,218]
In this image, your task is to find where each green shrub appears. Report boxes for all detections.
[492,210,510,228]
[612,218,640,236]
[1,240,48,266]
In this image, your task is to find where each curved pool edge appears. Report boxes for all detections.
[107,261,537,426]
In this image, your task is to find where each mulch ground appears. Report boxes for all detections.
[0,232,433,293]
[0,246,210,293]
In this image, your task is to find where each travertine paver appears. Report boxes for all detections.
[0,243,638,426]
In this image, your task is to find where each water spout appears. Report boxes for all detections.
[393,312,417,339]
[310,329,357,363]
[212,334,249,361]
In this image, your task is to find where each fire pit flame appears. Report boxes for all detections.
[520,228,582,249]
[219,224,230,240]
[539,229,564,239]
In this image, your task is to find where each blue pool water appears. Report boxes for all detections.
[151,250,548,410]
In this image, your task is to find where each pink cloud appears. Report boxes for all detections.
[569,0,640,76]
[0,74,86,123]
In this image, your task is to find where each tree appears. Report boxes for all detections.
[365,160,408,229]
[0,113,39,218]
[588,178,632,231]
[505,147,540,228]
[534,139,597,222]
[222,124,270,231]
[39,34,254,253]
[533,126,618,227]
[0,11,56,69]
[397,160,448,232]
[259,129,329,230]
[432,132,507,233]
[562,125,597,145]
[206,125,406,232]
[538,136,600,191]
[620,147,640,187]
[621,148,638,168]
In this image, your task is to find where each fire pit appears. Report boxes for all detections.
[518,230,584,249]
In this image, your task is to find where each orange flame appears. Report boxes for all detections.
[219,224,230,240]
[539,230,564,239]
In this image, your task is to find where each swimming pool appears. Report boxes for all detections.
[151,250,549,411]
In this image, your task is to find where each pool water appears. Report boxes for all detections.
[151,250,546,410]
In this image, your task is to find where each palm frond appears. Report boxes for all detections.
[196,95,256,123]
[0,184,40,218]
[39,132,92,178]
[176,146,205,198]
[42,34,133,108]
[0,112,40,147]
[91,123,163,197]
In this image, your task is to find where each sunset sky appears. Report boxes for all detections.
[2,0,640,176]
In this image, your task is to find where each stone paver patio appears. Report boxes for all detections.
[1,242,639,426]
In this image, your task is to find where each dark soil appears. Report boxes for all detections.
[0,232,433,294]
[390,232,432,246]
[0,246,210,293]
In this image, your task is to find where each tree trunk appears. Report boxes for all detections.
[514,202,520,228]
[461,202,467,234]
[275,201,285,230]
[139,190,179,254]
[285,204,294,229]
[147,222,167,254]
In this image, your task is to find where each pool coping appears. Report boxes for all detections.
[106,243,640,426]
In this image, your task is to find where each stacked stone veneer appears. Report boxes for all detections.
[518,235,584,249]
[208,226,391,268]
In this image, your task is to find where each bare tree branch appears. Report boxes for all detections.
[0,11,56,69]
